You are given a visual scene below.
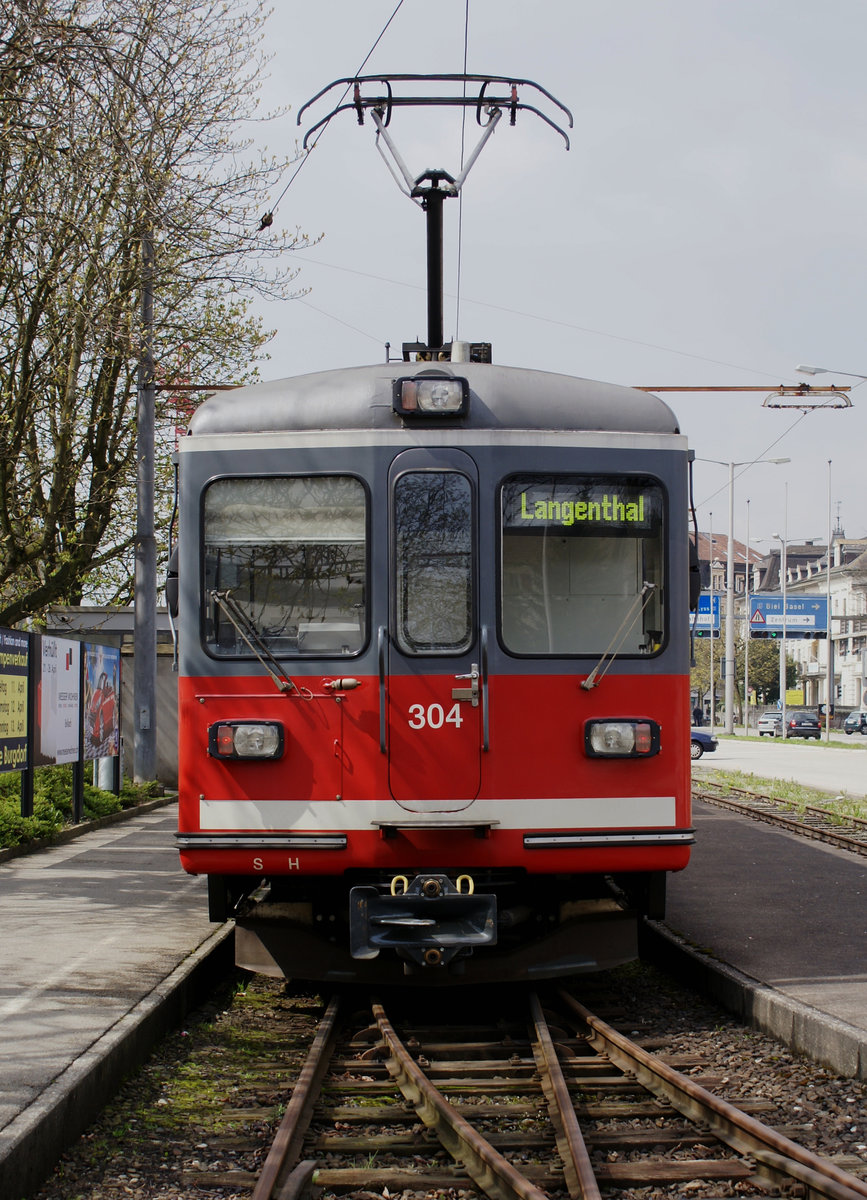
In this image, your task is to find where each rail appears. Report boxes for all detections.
[558,988,867,1200]
[250,989,867,1200]
[695,779,867,856]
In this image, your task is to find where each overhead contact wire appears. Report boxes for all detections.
[260,0,408,225]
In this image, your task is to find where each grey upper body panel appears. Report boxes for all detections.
[188,362,680,438]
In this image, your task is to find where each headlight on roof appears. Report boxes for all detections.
[208,721,284,760]
[584,719,660,758]
[393,374,469,416]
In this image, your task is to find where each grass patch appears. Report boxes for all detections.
[716,730,867,751]
[697,765,867,822]
[0,764,163,850]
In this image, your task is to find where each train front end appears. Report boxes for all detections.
[175,360,693,983]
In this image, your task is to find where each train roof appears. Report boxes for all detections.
[188,361,681,437]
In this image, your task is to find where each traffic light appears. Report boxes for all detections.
[749,629,826,640]
[694,629,720,639]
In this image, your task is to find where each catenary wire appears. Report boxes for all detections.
[292,253,803,380]
[696,385,865,513]
[259,0,408,225]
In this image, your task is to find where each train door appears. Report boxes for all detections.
[385,448,483,811]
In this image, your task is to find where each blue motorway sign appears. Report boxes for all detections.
[693,593,720,638]
[749,594,828,640]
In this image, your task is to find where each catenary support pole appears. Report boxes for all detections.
[134,228,157,782]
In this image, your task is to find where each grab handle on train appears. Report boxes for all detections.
[378,626,387,753]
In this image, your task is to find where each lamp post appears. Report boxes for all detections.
[825,459,833,742]
[134,227,157,783]
[708,511,715,732]
[739,494,744,729]
[798,369,857,733]
[700,457,789,735]
[774,521,788,738]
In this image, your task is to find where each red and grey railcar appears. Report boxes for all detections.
[174,359,694,983]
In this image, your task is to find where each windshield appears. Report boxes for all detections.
[203,475,367,657]
[500,474,665,656]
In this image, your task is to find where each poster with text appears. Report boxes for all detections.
[34,636,81,766]
[0,627,29,773]
[83,643,121,760]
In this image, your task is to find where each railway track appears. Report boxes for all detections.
[251,988,867,1200]
[693,778,867,856]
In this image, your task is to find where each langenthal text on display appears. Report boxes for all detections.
[503,480,660,532]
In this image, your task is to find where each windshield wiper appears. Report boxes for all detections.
[580,581,658,691]
[210,589,297,694]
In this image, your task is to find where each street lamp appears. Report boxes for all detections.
[774,524,788,737]
[744,499,752,734]
[700,457,789,735]
[825,460,833,742]
[708,511,715,731]
[796,364,867,381]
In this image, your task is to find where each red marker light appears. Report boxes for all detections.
[215,725,236,756]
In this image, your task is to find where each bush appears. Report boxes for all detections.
[0,765,164,851]
[0,798,49,847]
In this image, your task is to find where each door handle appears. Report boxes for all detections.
[452,663,480,706]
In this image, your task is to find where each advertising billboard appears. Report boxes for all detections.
[0,627,29,773]
[83,643,121,760]
[33,636,81,766]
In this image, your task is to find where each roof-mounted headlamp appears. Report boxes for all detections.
[393,374,469,417]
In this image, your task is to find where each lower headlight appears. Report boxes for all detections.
[585,719,660,758]
[208,721,284,760]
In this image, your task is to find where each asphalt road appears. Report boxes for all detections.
[694,731,867,798]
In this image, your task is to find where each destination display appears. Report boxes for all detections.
[503,477,661,533]
[0,627,29,772]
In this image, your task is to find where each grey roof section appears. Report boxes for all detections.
[188,362,681,437]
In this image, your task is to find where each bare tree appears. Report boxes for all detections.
[0,0,310,624]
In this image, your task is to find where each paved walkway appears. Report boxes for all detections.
[0,802,228,1197]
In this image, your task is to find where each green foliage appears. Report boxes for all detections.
[0,799,48,847]
[0,0,312,622]
[699,765,867,822]
[691,633,797,715]
[0,764,160,849]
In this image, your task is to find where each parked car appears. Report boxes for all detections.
[757,712,782,737]
[843,710,867,735]
[690,727,718,759]
[784,712,821,740]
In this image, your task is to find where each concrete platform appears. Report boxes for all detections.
[0,802,232,1198]
[648,798,867,1079]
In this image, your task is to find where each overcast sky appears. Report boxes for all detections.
[248,0,867,553]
